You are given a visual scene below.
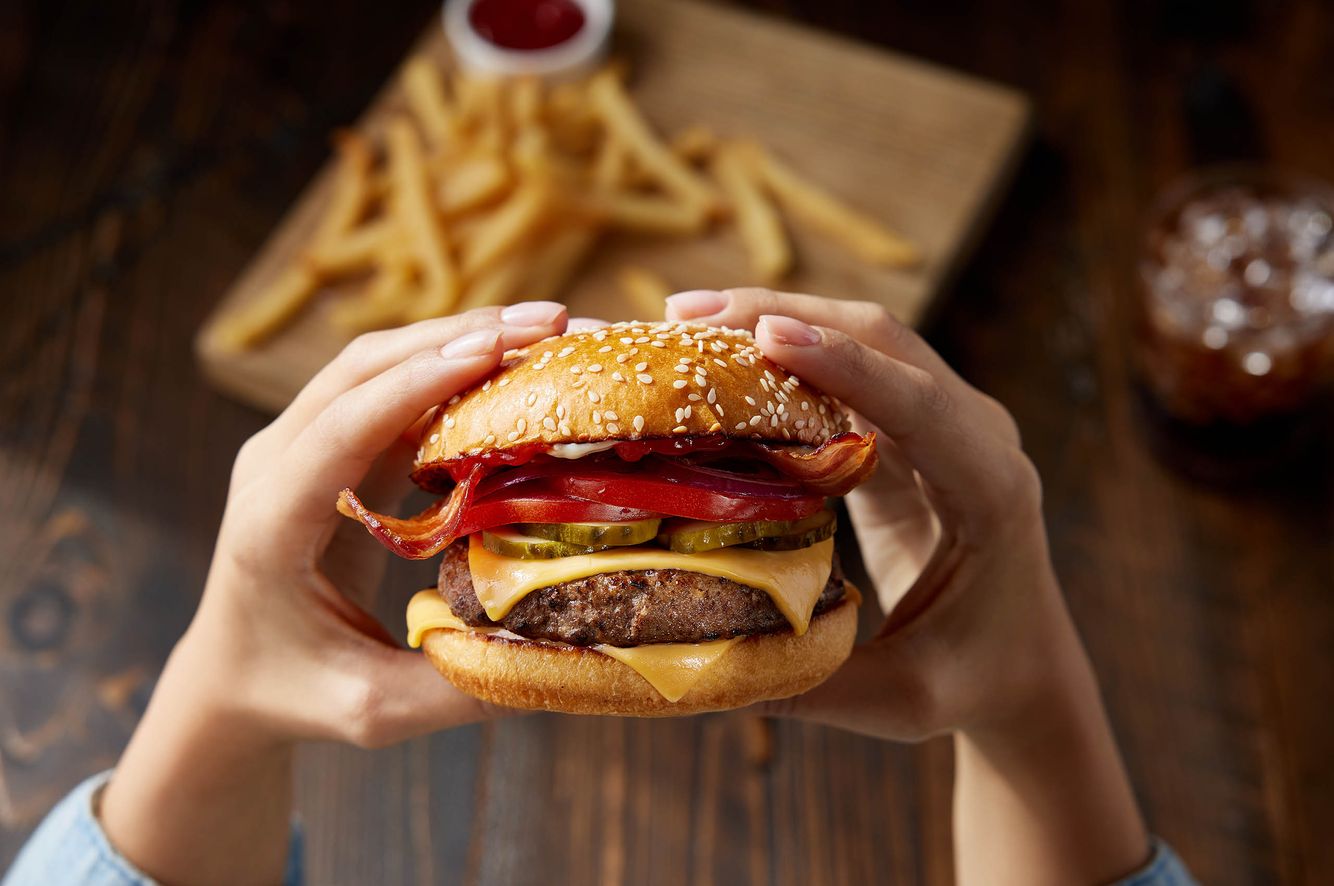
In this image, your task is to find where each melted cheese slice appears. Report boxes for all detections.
[595,639,740,702]
[468,536,834,635]
[404,589,740,702]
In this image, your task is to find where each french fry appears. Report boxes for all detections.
[304,218,393,277]
[320,132,375,238]
[712,143,791,281]
[523,224,599,301]
[742,141,921,268]
[385,115,460,320]
[460,178,555,279]
[617,266,672,319]
[211,266,319,350]
[508,77,543,129]
[402,57,457,148]
[672,125,718,164]
[593,136,630,189]
[437,155,511,216]
[587,72,720,213]
[568,189,709,236]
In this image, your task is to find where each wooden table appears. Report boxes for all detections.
[2,1,1330,883]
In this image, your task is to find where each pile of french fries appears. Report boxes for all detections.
[214,59,920,350]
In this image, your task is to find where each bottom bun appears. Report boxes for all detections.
[420,584,860,717]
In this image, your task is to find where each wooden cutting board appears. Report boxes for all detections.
[196,0,1029,413]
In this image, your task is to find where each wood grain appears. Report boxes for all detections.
[2,1,1333,884]
[194,0,1029,413]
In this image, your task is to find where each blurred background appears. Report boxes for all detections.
[1,0,1331,883]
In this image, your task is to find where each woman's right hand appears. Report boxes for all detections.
[666,287,1079,740]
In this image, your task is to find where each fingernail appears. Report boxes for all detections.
[665,290,727,318]
[500,301,564,327]
[758,315,821,346]
[440,329,501,358]
[568,316,611,331]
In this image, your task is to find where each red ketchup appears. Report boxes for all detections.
[469,0,586,51]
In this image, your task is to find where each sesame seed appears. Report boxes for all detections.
[499,378,510,387]
[778,403,786,415]
[684,405,693,419]
[795,419,806,430]
[607,423,619,434]
[448,395,460,405]
[744,396,757,406]
[594,411,602,424]
[570,366,582,375]
[557,405,566,419]
[818,404,827,415]
[801,401,810,411]
[716,404,725,416]
[638,337,652,344]
[542,351,554,359]
[633,415,645,432]
[713,358,726,367]
[635,362,649,372]
[687,393,702,402]
[709,422,722,432]
[598,346,612,353]
[507,431,520,441]
[543,417,556,431]
[559,422,572,435]
[620,337,634,344]
[694,375,706,386]
[534,363,547,371]
[637,374,654,384]
[588,364,603,373]
[444,417,456,429]
[749,415,762,427]
[558,346,575,358]
[782,428,791,439]
[517,419,527,433]
[484,434,496,445]
[673,425,688,434]
[672,379,688,389]
[615,354,630,364]
[675,365,690,373]
[674,407,684,422]
[707,388,717,404]
[612,372,625,382]
[628,348,639,356]
[587,390,600,403]
[788,376,800,386]
[735,421,747,430]
[429,433,440,443]
[526,392,538,407]
[651,341,666,348]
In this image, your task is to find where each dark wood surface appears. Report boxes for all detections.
[2,1,1331,883]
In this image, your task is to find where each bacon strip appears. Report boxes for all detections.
[336,463,483,560]
[751,432,879,495]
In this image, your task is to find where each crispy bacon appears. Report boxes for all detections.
[751,432,879,495]
[336,463,483,560]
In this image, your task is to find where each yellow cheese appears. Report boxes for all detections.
[404,588,740,702]
[468,536,834,635]
[406,589,490,647]
[595,638,740,702]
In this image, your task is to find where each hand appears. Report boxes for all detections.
[667,287,1060,739]
[100,302,570,886]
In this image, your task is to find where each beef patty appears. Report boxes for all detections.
[437,539,846,646]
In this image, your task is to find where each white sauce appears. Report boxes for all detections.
[546,441,619,459]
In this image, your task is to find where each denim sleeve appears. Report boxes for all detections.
[2,771,303,886]
[1112,838,1197,886]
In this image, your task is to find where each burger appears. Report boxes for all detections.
[338,321,878,716]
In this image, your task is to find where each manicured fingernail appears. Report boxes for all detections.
[500,301,564,327]
[568,316,610,330]
[440,329,501,358]
[665,290,727,318]
[758,315,821,346]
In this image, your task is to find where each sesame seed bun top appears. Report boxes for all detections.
[414,322,851,468]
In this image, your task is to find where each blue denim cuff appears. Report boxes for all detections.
[2,770,304,886]
[1114,837,1197,886]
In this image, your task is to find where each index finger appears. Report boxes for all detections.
[753,315,1038,528]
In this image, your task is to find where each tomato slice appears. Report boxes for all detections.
[547,473,823,522]
[457,492,653,534]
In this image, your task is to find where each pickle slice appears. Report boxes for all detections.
[481,527,608,559]
[517,518,661,548]
[744,511,837,551]
[658,509,835,554]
